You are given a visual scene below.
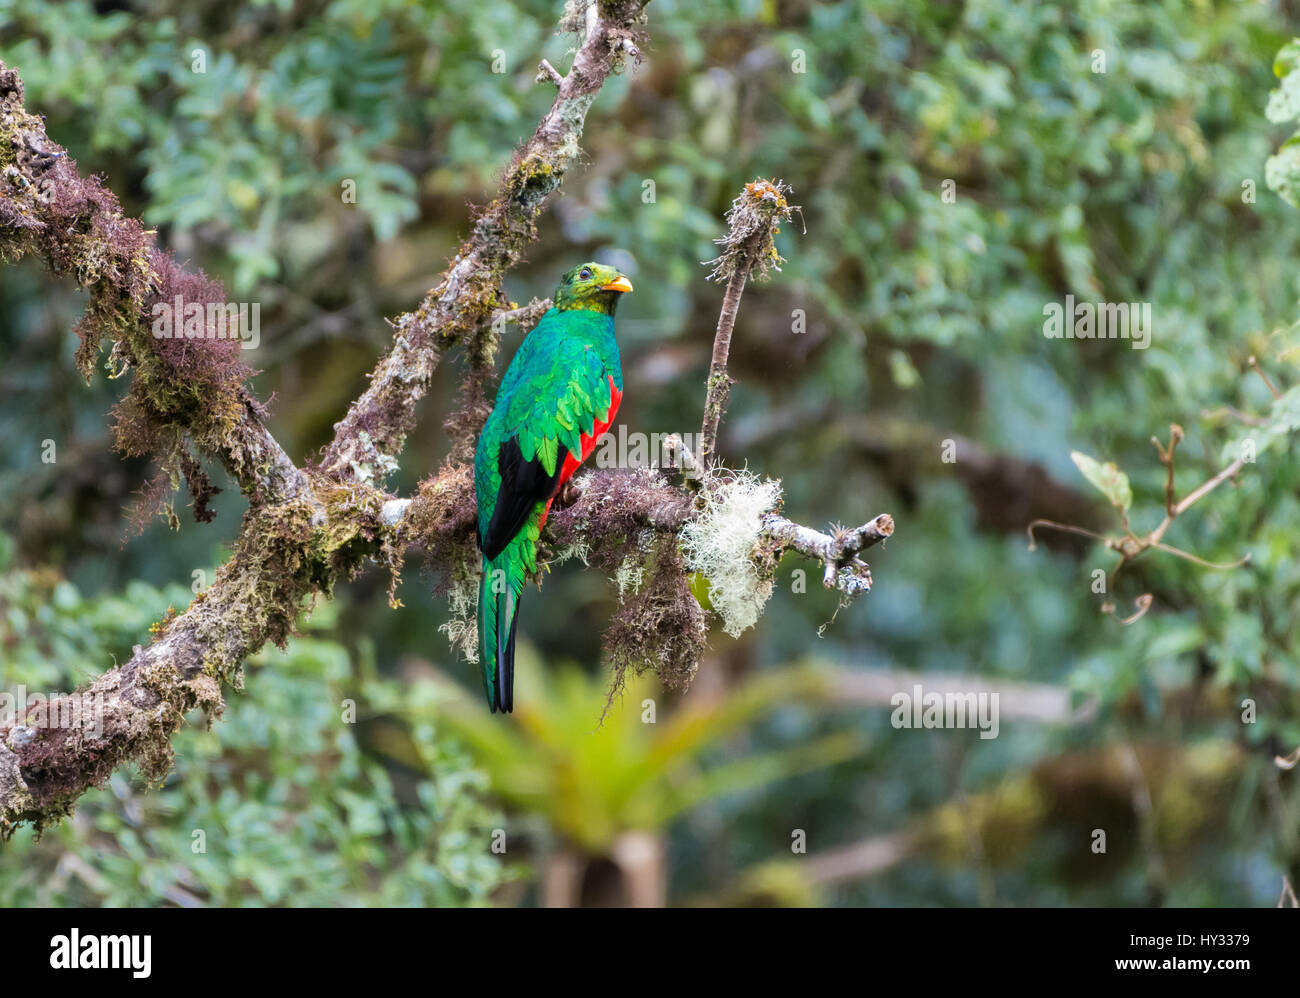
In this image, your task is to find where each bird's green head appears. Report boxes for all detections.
[554,262,633,315]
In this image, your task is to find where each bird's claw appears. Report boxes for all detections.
[557,480,583,508]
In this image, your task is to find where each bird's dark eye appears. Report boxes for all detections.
[579,268,592,280]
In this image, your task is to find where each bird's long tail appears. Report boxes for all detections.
[479,552,522,713]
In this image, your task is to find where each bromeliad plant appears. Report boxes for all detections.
[430,647,863,907]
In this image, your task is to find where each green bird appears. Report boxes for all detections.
[474,262,633,712]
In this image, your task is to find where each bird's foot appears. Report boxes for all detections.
[557,479,583,508]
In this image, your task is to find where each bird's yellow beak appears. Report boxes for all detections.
[600,275,633,294]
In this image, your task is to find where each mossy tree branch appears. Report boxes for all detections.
[0,0,651,834]
[0,3,893,835]
[319,0,649,479]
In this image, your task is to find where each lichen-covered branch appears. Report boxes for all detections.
[384,465,894,598]
[760,512,893,595]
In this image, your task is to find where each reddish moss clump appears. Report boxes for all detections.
[2,59,256,528]
[602,536,707,700]
[140,253,250,388]
[403,461,479,597]
[545,468,706,698]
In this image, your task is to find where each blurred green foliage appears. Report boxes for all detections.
[2,0,1300,906]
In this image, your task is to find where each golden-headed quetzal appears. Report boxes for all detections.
[474,262,633,712]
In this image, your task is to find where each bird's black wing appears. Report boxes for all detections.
[479,435,565,561]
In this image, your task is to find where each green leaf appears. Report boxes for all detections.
[1070,451,1133,511]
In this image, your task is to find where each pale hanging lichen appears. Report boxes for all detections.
[549,536,592,568]
[439,562,481,664]
[679,469,783,637]
[614,555,645,597]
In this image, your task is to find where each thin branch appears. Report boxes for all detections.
[697,269,747,468]
[536,59,564,86]
[1151,543,1250,570]
[1273,745,1300,771]
[495,297,552,329]
[1029,443,1250,589]
[1249,355,1282,400]
[1152,423,1183,517]
[698,179,797,467]
[1026,518,1112,549]
[760,512,893,595]
[1170,456,1245,519]
[1101,593,1153,625]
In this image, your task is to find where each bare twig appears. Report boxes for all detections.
[1151,543,1249,570]
[1027,518,1112,549]
[1275,744,1300,771]
[1167,456,1245,522]
[1152,423,1183,516]
[698,179,798,467]
[1028,422,1251,591]
[1249,355,1282,400]
[1101,593,1153,625]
